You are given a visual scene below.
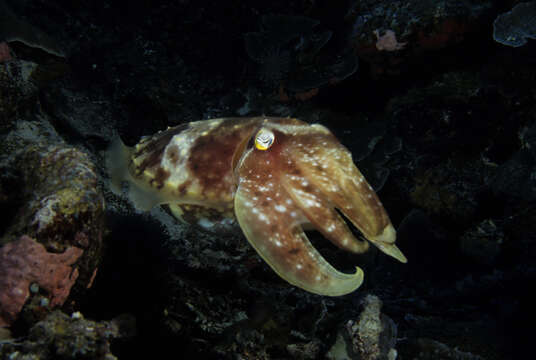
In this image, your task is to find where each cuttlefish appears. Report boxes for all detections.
[107,117,406,296]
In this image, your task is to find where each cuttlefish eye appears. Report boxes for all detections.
[254,128,275,150]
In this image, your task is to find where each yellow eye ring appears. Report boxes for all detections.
[254,129,275,150]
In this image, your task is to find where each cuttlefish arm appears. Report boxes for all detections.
[286,125,406,262]
[234,120,406,296]
[234,174,365,296]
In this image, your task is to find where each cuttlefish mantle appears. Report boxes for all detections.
[107,117,407,296]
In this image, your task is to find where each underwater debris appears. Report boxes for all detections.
[245,14,358,100]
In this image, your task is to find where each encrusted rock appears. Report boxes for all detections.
[0,121,104,328]
[286,339,322,360]
[493,2,536,47]
[347,0,493,76]
[327,294,398,360]
[0,235,83,327]
[0,310,135,360]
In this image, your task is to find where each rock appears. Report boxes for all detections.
[490,149,536,203]
[0,0,65,57]
[0,59,39,132]
[460,219,503,265]
[493,2,536,48]
[0,119,104,328]
[346,0,493,77]
[245,14,358,101]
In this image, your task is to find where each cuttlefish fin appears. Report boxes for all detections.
[105,137,167,211]
[106,137,131,195]
[234,182,363,296]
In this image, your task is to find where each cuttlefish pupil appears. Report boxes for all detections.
[107,117,407,297]
[254,128,275,150]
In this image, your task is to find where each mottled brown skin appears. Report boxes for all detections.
[185,118,260,199]
[118,117,406,296]
[129,118,262,207]
[133,124,187,173]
